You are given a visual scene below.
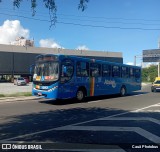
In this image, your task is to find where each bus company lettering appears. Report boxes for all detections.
[104,80,116,88]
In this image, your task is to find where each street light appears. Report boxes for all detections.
[134,55,142,66]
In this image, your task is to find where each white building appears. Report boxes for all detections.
[13,37,34,47]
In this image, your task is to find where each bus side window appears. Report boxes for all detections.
[60,60,74,83]
[61,65,73,77]
[102,64,111,77]
[135,69,141,78]
[90,63,101,77]
[121,67,129,78]
[112,65,120,77]
[129,68,135,78]
[76,62,89,77]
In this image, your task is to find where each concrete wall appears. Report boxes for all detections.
[0,44,123,75]
[0,52,13,74]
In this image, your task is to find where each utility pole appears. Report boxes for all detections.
[158,62,160,77]
[157,39,160,77]
[134,56,136,66]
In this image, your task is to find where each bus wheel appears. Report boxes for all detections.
[76,89,85,101]
[120,86,126,97]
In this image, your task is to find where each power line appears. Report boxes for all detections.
[0,12,160,31]
[58,16,160,26]
[57,21,160,31]
[1,7,160,23]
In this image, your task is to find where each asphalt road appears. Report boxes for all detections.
[0,84,160,152]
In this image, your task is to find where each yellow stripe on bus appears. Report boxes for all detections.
[90,77,95,96]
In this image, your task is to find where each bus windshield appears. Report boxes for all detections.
[33,62,59,81]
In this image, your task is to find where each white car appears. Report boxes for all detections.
[14,77,27,86]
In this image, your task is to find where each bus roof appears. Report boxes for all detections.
[36,54,141,69]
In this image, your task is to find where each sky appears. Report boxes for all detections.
[0,0,160,66]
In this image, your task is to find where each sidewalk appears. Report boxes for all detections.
[0,82,149,103]
[142,82,151,86]
[0,96,40,103]
[0,83,32,94]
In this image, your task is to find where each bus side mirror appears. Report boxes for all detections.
[30,64,35,75]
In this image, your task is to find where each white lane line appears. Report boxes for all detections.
[99,117,160,125]
[54,126,160,144]
[142,110,160,112]
[132,94,143,97]
[134,103,160,112]
[1,102,160,141]
[0,112,130,142]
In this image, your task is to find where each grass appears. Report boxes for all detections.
[0,94,5,97]
[0,92,32,98]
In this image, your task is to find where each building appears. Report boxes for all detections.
[0,44,123,82]
[13,37,34,47]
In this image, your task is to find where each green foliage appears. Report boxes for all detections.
[142,65,158,82]
[0,94,5,97]
[0,92,32,98]
[78,0,89,11]
[13,0,23,8]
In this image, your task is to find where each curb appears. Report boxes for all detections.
[142,82,151,86]
[0,96,40,103]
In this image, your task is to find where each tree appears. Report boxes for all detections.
[0,0,89,27]
[142,65,158,82]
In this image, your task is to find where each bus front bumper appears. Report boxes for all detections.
[32,86,58,99]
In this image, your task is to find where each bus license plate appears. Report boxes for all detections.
[38,92,42,96]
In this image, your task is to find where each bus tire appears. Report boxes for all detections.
[120,86,126,97]
[76,89,85,101]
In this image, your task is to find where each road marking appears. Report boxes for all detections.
[99,117,160,125]
[132,94,143,97]
[1,102,160,142]
[54,126,160,144]
[134,103,160,112]
[141,110,160,112]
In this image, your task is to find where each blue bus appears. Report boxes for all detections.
[32,54,141,101]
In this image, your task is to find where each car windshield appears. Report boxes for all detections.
[33,62,59,81]
[154,80,160,84]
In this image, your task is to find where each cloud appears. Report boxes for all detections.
[39,39,62,48]
[76,45,89,50]
[126,62,142,66]
[142,62,158,68]
[126,62,134,65]
[0,20,29,44]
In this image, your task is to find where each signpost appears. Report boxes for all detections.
[143,49,160,77]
